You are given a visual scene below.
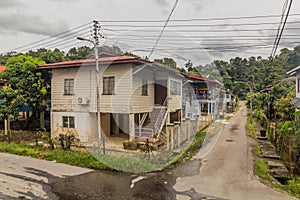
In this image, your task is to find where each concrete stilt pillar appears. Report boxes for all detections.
[129,113,135,141]
[170,125,174,150]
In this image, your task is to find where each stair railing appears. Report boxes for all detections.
[154,97,168,135]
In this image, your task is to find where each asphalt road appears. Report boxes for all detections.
[174,103,298,200]
[0,102,298,200]
[0,152,91,199]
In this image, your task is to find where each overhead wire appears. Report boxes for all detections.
[270,0,293,58]
[148,0,179,59]
[3,12,300,61]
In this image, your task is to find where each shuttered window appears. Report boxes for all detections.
[64,79,74,95]
[103,76,115,95]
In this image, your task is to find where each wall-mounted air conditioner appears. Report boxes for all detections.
[77,97,89,105]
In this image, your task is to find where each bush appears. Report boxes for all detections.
[255,159,270,180]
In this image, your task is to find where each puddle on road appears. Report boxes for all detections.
[226,139,234,142]
[48,159,218,200]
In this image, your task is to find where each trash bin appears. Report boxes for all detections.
[260,130,266,137]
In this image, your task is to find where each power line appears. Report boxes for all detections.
[98,13,300,23]
[270,0,293,59]
[101,20,300,28]
[148,0,179,59]
[8,22,92,53]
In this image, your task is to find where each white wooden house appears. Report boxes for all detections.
[38,52,183,146]
[287,65,300,109]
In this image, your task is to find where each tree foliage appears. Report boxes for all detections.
[0,55,48,121]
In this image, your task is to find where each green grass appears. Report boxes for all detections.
[247,118,256,138]
[0,142,109,170]
[252,145,261,157]
[285,177,300,198]
[166,131,206,167]
[254,159,271,180]
[225,115,231,121]
[96,154,158,173]
[254,160,300,198]
[0,130,208,173]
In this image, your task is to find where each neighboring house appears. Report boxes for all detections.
[38,52,183,147]
[287,65,300,109]
[224,92,237,113]
[182,74,222,120]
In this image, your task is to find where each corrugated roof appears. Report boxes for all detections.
[38,54,147,69]
[183,74,218,84]
[38,52,183,78]
[0,66,6,72]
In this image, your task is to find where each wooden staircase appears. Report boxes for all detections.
[136,106,168,148]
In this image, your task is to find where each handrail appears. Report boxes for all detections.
[139,113,148,127]
[154,97,168,134]
[135,127,154,138]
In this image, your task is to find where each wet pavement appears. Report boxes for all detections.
[49,159,225,200]
[1,103,297,199]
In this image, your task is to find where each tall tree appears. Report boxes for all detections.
[0,55,49,128]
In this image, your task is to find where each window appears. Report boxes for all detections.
[142,79,148,96]
[64,79,74,95]
[170,80,181,95]
[62,116,75,128]
[103,76,115,95]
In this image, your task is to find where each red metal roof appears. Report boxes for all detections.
[38,53,152,69]
[0,66,6,72]
[183,74,218,84]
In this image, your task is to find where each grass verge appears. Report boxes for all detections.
[252,145,261,157]
[0,142,109,170]
[254,158,300,198]
[165,131,207,167]
[0,130,208,172]
[246,118,256,138]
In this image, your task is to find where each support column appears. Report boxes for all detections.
[174,121,180,148]
[170,125,174,150]
[113,114,120,135]
[166,124,170,150]
[129,113,135,141]
[187,119,190,141]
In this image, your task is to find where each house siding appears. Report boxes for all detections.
[130,68,155,113]
[99,63,133,113]
[51,68,79,112]
[168,76,182,112]
[51,111,98,141]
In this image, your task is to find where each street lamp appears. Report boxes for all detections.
[77,36,103,153]
[235,81,253,122]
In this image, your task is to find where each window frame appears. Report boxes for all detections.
[64,78,74,95]
[103,76,115,95]
[62,116,75,128]
[142,79,148,96]
[170,80,181,96]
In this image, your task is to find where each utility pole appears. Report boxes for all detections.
[77,20,105,154]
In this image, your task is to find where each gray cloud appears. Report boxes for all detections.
[0,0,69,36]
[0,0,27,9]
[49,0,78,2]
[0,12,69,36]
[187,0,216,11]
[154,0,169,7]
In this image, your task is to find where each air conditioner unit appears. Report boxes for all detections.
[77,97,89,105]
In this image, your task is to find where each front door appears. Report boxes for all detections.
[155,80,167,106]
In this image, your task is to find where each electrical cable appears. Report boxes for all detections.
[148,0,179,59]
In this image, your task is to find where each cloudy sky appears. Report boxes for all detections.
[0,0,300,66]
